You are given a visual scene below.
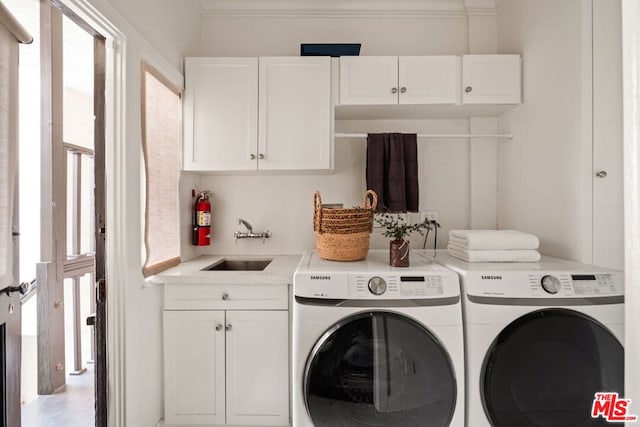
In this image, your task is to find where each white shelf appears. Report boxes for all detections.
[334,103,519,120]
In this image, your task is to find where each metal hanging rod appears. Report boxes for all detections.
[334,133,513,139]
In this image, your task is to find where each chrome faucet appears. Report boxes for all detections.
[238,218,253,233]
[234,218,271,243]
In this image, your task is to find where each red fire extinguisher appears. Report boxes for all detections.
[193,191,211,246]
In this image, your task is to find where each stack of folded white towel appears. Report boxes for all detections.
[447,229,541,262]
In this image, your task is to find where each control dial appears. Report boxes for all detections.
[368,276,387,296]
[541,275,561,294]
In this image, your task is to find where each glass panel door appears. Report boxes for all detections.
[305,312,456,427]
[482,309,624,427]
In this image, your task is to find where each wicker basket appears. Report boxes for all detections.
[313,190,378,261]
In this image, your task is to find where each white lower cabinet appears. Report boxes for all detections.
[164,308,289,426]
[164,311,226,425]
[225,310,289,425]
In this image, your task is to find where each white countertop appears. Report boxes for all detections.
[147,254,302,286]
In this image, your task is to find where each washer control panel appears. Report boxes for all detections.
[368,277,387,295]
[352,275,445,298]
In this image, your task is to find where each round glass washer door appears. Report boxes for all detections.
[304,311,457,427]
[482,308,624,427]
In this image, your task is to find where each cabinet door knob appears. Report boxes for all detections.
[249,154,256,160]
[400,86,407,93]
[222,293,229,301]
[225,324,232,332]
[215,324,223,331]
[465,86,472,93]
[596,170,608,178]
[391,87,398,94]
[258,153,265,160]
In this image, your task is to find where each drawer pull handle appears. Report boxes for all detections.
[225,324,232,332]
[222,293,229,301]
[215,324,223,332]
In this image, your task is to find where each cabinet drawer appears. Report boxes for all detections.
[164,283,288,310]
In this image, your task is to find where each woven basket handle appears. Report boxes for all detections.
[313,191,322,232]
[362,190,378,211]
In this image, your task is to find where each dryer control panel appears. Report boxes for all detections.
[569,274,618,295]
[461,270,623,299]
[351,275,445,298]
[529,273,619,296]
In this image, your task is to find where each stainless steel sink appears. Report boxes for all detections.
[202,259,272,271]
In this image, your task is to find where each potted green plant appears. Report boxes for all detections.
[374,213,430,267]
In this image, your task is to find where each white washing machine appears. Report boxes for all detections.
[292,249,465,427]
[434,252,625,427]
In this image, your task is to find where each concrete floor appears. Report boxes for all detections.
[21,365,95,427]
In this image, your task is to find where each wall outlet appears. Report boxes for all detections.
[373,213,384,228]
[421,210,439,222]
[407,212,421,225]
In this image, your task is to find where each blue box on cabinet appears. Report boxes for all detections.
[300,43,361,57]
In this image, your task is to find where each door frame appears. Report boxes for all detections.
[46,0,127,424]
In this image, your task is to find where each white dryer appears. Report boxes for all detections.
[292,250,465,427]
[434,252,624,427]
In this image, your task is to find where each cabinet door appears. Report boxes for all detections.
[398,56,461,104]
[339,56,398,105]
[258,57,332,170]
[183,57,258,171]
[225,310,289,425]
[164,310,226,425]
[462,54,521,104]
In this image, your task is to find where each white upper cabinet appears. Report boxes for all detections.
[183,57,258,171]
[462,54,522,104]
[339,54,522,109]
[399,56,462,104]
[184,56,333,172]
[339,56,398,105]
[259,57,332,170]
[340,56,461,105]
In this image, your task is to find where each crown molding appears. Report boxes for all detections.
[463,0,498,15]
[197,0,471,19]
[495,0,513,14]
[192,0,205,15]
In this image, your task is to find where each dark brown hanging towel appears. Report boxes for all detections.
[366,133,419,212]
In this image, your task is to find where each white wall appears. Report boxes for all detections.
[201,16,469,56]
[199,119,470,255]
[496,0,589,260]
[64,0,201,426]
[196,15,477,255]
[105,0,202,70]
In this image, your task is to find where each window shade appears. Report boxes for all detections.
[141,64,181,277]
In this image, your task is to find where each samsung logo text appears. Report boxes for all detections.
[310,275,331,280]
[481,275,503,280]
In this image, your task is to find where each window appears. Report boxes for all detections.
[141,63,181,277]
